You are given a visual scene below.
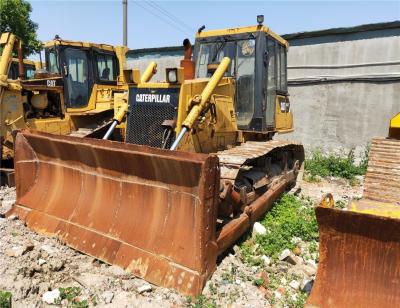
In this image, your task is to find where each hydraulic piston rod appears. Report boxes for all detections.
[103,103,128,140]
[170,57,230,150]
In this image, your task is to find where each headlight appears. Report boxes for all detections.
[166,68,177,83]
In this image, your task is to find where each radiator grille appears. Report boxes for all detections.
[125,87,179,148]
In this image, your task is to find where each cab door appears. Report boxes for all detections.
[62,48,93,109]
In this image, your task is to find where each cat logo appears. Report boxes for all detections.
[136,94,171,103]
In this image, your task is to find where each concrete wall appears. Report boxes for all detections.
[127,55,182,82]
[127,23,400,152]
[279,26,400,153]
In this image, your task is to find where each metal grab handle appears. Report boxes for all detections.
[5,115,23,126]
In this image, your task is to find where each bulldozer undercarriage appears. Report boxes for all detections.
[9,130,303,295]
[307,137,400,307]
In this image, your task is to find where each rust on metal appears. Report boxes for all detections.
[10,130,220,296]
[218,140,303,182]
[363,137,400,204]
[307,203,400,307]
[10,130,304,295]
[308,137,400,307]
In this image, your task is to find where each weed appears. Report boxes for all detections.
[189,295,217,308]
[0,291,12,308]
[59,286,82,301]
[70,300,89,308]
[227,288,239,304]
[208,282,217,295]
[241,194,318,261]
[304,148,369,181]
[335,200,346,209]
[308,241,319,255]
[56,287,88,308]
[90,294,98,306]
[282,291,308,308]
[253,278,264,287]
[221,270,235,283]
[268,273,280,291]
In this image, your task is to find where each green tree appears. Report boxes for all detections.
[0,0,41,56]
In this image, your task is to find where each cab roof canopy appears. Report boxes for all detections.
[43,39,116,52]
[196,25,289,48]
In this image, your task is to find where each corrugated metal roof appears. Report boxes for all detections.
[282,20,400,40]
[127,21,400,58]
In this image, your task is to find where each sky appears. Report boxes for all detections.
[28,0,400,50]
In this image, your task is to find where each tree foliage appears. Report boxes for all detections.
[0,0,41,56]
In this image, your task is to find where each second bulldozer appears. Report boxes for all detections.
[0,32,129,160]
[0,32,129,185]
[10,21,304,295]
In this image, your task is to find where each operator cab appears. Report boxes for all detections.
[8,59,36,80]
[194,19,290,133]
[45,39,119,109]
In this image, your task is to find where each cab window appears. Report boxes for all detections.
[195,41,235,78]
[96,53,117,81]
[8,62,18,79]
[47,49,60,74]
[236,39,256,126]
[64,47,90,108]
[25,64,35,79]
[276,43,287,92]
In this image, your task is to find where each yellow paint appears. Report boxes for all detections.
[10,58,43,70]
[133,72,237,153]
[196,25,289,48]
[0,33,16,81]
[141,61,157,83]
[391,113,400,128]
[115,46,129,85]
[182,57,231,129]
[114,92,128,129]
[275,95,294,133]
[349,200,400,219]
[43,39,116,52]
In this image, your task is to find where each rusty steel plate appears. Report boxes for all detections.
[10,130,220,296]
[363,137,400,204]
[307,203,400,307]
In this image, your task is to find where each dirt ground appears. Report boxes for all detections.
[0,178,363,307]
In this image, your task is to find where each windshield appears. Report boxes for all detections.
[195,41,236,78]
[96,53,117,81]
[195,38,256,127]
[46,48,59,74]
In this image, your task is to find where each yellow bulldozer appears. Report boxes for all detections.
[0,32,129,184]
[307,113,400,307]
[8,58,43,80]
[9,19,304,296]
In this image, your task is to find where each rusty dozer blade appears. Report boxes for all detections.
[308,137,400,308]
[10,130,302,295]
[10,130,220,296]
[307,194,400,307]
